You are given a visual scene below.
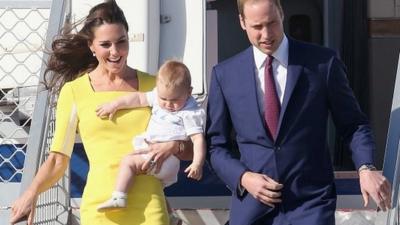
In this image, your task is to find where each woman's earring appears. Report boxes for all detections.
[92,52,96,57]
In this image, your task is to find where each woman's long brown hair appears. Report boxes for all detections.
[44,0,129,93]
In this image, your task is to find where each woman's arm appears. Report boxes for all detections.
[10,152,69,224]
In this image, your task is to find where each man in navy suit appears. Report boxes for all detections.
[206,0,392,224]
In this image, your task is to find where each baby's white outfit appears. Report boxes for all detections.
[134,88,205,187]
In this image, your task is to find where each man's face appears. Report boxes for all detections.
[240,0,284,55]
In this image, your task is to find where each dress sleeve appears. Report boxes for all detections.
[182,107,205,136]
[50,83,78,157]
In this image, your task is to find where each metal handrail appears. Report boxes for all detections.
[381,53,400,225]
[11,0,71,224]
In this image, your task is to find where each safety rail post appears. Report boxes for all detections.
[381,53,400,225]
[1,0,72,224]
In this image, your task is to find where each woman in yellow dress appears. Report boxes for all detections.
[10,1,190,224]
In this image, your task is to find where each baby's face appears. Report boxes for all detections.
[157,85,191,112]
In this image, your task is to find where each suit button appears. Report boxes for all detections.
[274,146,280,151]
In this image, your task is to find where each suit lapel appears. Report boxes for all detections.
[240,47,274,146]
[276,39,303,140]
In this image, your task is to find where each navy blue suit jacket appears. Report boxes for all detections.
[206,38,376,225]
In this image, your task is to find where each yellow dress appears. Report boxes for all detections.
[50,72,168,225]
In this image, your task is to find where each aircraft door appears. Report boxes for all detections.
[282,0,323,45]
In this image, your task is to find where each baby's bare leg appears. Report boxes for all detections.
[97,153,146,212]
[115,153,147,192]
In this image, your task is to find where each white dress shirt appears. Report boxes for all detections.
[253,35,289,112]
[238,36,290,195]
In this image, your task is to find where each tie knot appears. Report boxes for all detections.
[266,55,274,67]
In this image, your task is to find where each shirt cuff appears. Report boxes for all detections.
[236,171,247,197]
[237,183,246,196]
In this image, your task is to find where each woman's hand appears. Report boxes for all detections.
[10,189,38,225]
[135,141,179,173]
[10,152,69,224]
[134,140,194,173]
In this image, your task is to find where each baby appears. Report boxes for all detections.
[96,60,205,211]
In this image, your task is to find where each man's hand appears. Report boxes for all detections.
[240,171,283,207]
[359,170,391,211]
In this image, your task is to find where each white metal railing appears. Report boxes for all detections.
[0,0,71,224]
[381,53,400,225]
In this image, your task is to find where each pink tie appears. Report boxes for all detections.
[264,56,280,140]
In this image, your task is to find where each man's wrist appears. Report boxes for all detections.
[358,164,377,173]
[238,171,248,196]
[237,183,246,196]
[240,171,251,189]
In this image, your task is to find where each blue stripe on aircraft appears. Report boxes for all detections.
[69,144,361,197]
[0,144,361,197]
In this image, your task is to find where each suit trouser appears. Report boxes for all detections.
[225,206,289,225]
[226,204,335,225]
[253,206,289,225]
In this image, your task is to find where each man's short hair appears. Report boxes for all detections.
[237,0,284,18]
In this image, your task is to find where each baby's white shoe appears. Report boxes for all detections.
[97,192,127,212]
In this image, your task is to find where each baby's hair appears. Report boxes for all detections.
[157,60,191,90]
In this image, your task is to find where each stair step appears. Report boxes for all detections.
[69,208,388,225]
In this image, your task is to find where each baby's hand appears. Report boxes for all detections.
[184,163,203,180]
[95,102,118,119]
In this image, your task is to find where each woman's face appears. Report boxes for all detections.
[89,23,129,75]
